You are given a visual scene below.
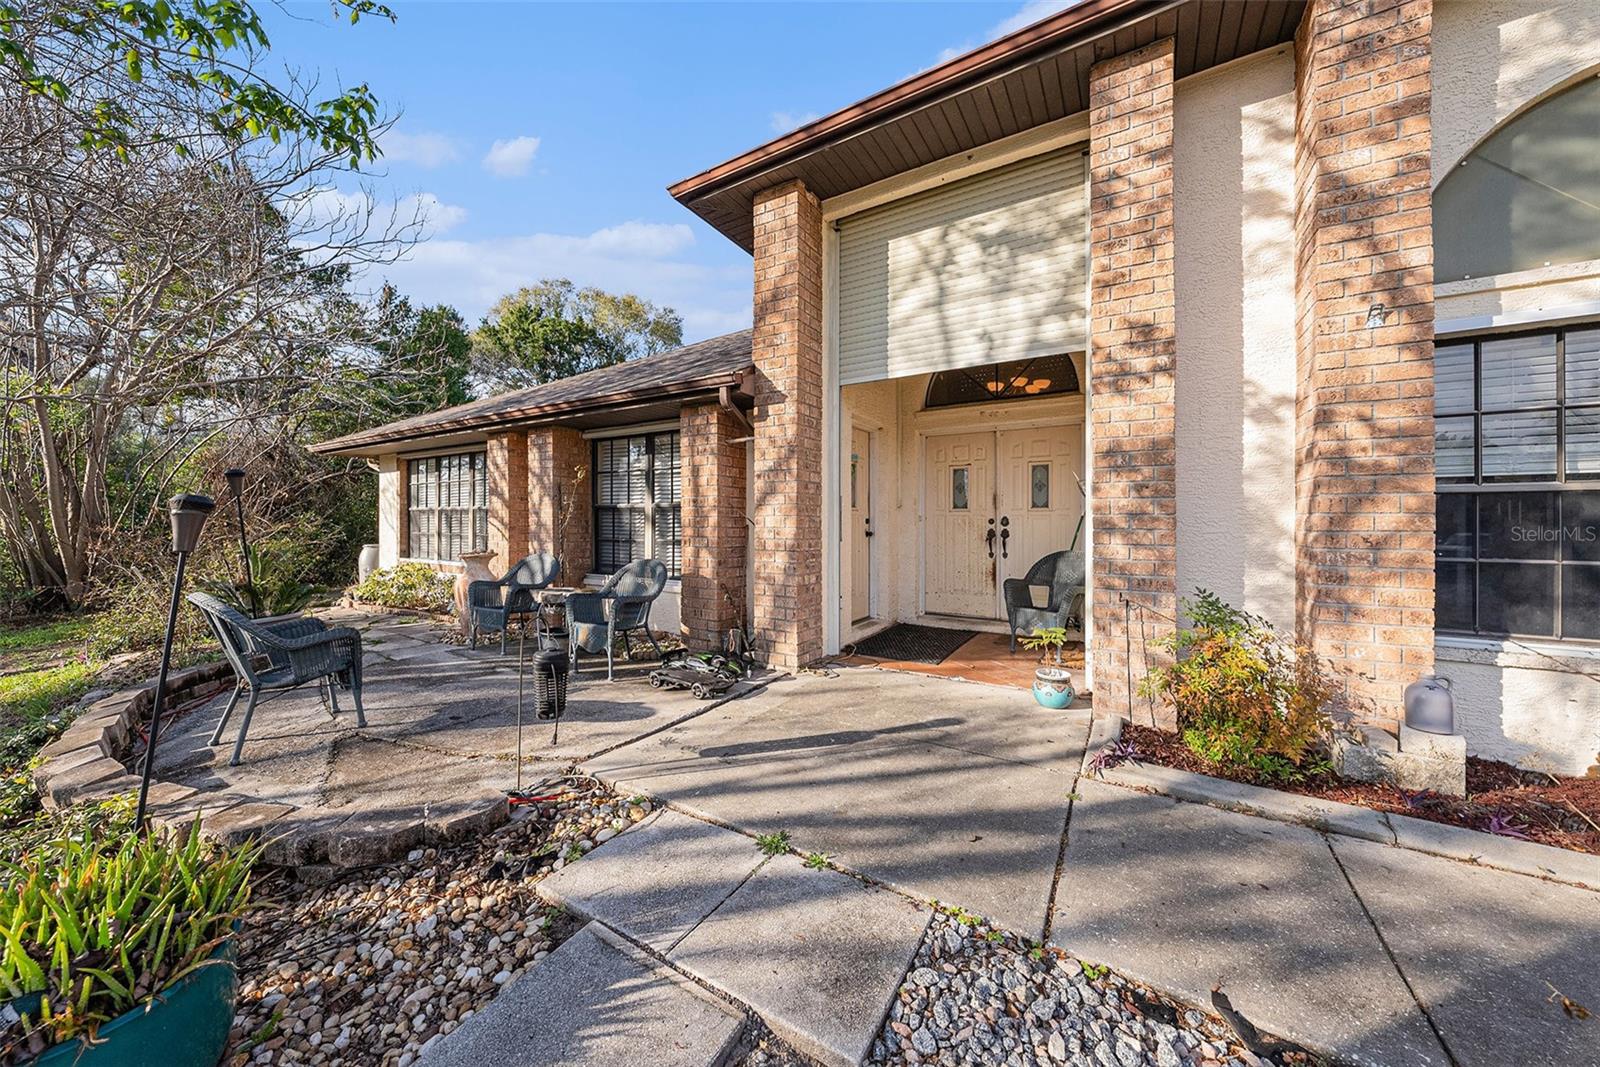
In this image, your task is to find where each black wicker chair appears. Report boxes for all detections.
[567,559,668,680]
[468,552,561,654]
[188,593,365,766]
[1004,550,1086,653]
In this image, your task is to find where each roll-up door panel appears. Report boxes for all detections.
[837,147,1088,387]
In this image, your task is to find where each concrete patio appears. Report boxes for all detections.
[139,613,1598,1065]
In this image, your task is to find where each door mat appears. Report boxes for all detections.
[849,623,978,665]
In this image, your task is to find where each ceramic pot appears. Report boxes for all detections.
[357,543,380,582]
[1033,666,1075,709]
[453,550,498,633]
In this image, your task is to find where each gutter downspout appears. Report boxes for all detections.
[719,372,755,437]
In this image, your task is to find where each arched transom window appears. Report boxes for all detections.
[1435,76,1600,283]
[925,354,1081,409]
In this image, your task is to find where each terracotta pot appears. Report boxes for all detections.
[453,551,498,633]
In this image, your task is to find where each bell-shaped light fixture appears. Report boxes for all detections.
[168,493,215,554]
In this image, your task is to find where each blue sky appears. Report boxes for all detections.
[263,0,1072,341]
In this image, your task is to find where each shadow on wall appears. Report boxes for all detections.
[1174,51,1296,633]
[1440,647,1600,777]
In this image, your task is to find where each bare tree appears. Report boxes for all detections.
[0,13,419,603]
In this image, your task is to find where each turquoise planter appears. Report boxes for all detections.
[1032,667,1075,709]
[19,941,237,1067]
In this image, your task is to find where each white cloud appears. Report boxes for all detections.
[368,220,751,342]
[931,0,1079,70]
[400,192,467,236]
[290,186,467,239]
[481,135,542,177]
[381,129,461,168]
[770,110,821,134]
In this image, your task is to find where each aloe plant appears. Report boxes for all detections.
[0,808,259,1059]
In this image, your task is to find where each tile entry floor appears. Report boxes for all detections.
[841,630,1086,690]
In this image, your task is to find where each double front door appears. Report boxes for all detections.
[923,427,1082,619]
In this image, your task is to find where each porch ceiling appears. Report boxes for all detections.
[669,0,1305,252]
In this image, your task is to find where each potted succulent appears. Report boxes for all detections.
[1020,626,1076,709]
[2,810,258,1066]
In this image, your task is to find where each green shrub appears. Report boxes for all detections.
[197,543,316,617]
[0,806,259,1059]
[1139,589,1338,783]
[349,562,455,613]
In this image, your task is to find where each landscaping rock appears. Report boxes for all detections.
[423,788,510,844]
[41,758,136,809]
[326,803,428,867]
[199,801,296,848]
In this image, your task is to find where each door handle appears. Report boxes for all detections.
[1000,526,1010,559]
[985,527,996,559]
[864,519,874,538]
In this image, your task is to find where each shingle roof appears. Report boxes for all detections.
[314,328,753,455]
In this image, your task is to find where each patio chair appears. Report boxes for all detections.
[468,552,561,653]
[567,559,668,680]
[1004,550,1086,653]
[187,592,366,766]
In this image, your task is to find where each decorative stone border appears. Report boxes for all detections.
[32,660,509,870]
[1083,715,1600,892]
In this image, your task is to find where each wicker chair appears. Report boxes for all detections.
[567,559,668,680]
[468,552,561,653]
[1004,550,1086,653]
[187,593,365,766]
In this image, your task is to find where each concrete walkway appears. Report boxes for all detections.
[572,668,1598,1067]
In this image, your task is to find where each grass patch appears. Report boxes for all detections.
[0,656,103,827]
[803,851,830,870]
[0,617,92,654]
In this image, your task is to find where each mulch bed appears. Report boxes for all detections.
[1121,724,1600,856]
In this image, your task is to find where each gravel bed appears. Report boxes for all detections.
[226,777,652,1066]
[869,911,1318,1067]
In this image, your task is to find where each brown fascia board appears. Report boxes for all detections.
[667,0,1161,203]
[311,371,752,456]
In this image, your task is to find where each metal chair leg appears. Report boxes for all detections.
[229,690,262,767]
[501,623,508,656]
[620,629,633,660]
[327,679,341,715]
[209,684,245,746]
[351,677,367,727]
[605,624,616,681]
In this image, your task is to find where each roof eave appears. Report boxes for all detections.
[310,369,752,457]
[667,0,1162,205]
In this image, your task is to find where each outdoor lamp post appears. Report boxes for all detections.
[224,467,256,617]
[134,493,215,831]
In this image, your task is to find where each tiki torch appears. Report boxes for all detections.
[224,467,256,617]
[135,493,214,831]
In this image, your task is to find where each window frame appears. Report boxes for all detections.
[405,450,488,562]
[1436,323,1600,642]
[592,430,681,580]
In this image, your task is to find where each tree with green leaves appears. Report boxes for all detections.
[0,0,391,164]
[471,279,683,394]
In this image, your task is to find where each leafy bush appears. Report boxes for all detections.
[198,543,317,617]
[0,807,259,1060]
[1138,589,1338,783]
[349,562,455,613]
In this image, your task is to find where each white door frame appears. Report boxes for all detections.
[915,414,1083,622]
[844,420,877,631]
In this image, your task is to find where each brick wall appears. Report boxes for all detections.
[486,430,529,572]
[527,425,593,580]
[751,180,825,671]
[1294,0,1435,715]
[680,402,749,649]
[1087,38,1179,717]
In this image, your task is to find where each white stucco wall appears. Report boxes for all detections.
[1172,48,1298,633]
[1436,642,1600,777]
[376,454,401,570]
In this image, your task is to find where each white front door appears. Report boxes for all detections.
[923,432,997,617]
[850,427,873,623]
[997,427,1083,579]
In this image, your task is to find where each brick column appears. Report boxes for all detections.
[528,426,593,580]
[751,180,825,671]
[1294,0,1434,716]
[680,403,748,649]
[486,430,528,572]
[1087,38,1178,717]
